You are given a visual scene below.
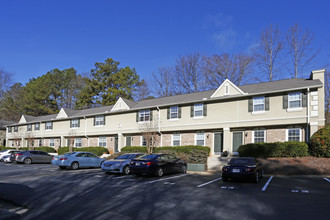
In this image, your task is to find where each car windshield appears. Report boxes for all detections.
[228,158,256,166]
[140,154,159,160]
[63,152,76,156]
[115,154,134,160]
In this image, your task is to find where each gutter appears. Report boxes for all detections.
[156,106,162,147]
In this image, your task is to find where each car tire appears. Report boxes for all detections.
[255,172,259,183]
[123,166,130,175]
[23,158,32,164]
[182,165,187,174]
[59,166,66,170]
[71,162,79,170]
[156,167,164,177]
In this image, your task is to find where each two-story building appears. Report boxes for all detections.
[6,69,326,155]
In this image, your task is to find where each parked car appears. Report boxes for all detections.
[222,157,263,182]
[15,150,53,164]
[130,153,187,177]
[0,149,21,161]
[2,151,22,163]
[101,153,144,175]
[52,152,106,170]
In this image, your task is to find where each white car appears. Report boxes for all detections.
[0,150,20,161]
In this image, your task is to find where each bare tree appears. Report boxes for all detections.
[134,79,151,101]
[139,113,160,154]
[25,132,35,150]
[202,53,255,88]
[0,67,12,98]
[175,52,206,94]
[286,24,320,78]
[151,66,178,97]
[254,24,283,81]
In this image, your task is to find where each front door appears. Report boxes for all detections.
[233,132,243,152]
[214,132,223,155]
[114,136,119,153]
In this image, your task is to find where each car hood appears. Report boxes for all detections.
[105,159,128,163]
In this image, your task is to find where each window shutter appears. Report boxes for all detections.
[265,97,270,111]
[126,136,131,147]
[51,122,53,129]
[78,119,80,127]
[167,107,170,119]
[283,95,288,109]
[203,103,207,116]
[248,99,253,112]
[178,106,182,118]
[136,112,139,122]
[94,117,96,126]
[150,110,153,121]
[70,120,72,128]
[302,93,307,107]
[190,105,194,117]
[103,116,106,125]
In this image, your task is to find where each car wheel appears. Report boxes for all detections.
[182,165,187,174]
[71,162,79,170]
[59,166,66,170]
[222,177,229,182]
[23,158,32,164]
[156,167,164,177]
[123,166,130,175]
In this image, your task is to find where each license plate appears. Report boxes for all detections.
[136,162,140,166]
[232,169,240,173]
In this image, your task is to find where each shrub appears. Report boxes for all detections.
[309,126,330,157]
[57,146,109,156]
[34,146,57,153]
[121,145,210,164]
[238,142,309,158]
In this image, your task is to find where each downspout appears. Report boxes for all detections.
[83,116,89,146]
[306,88,310,142]
[157,106,162,147]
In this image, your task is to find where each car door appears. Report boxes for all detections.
[30,151,41,162]
[168,155,182,172]
[86,153,100,167]
[75,153,89,167]
[159,155,174,173]
[39,151,52,163]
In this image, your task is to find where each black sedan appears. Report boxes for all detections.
[130,153,187,177]
[222,157,263,182]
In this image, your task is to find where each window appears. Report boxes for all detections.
[35,123,40,131]
[253,129,265,143]
[14,126,18,132]
[39,139,42,147]
[98,137,107,147]
[253,97,265,112]
[196,132,205,146]
[71,119,79,128]
[27,124,32,131]
[8,127,12,133]
[94,116,105,126]
[194,104,203,117]
[139,110,150,122]
[288,93,301,108]
[45,122,53,130]
[170,106,178,119]
[75,138,82,147]
[141,137,147,146]
[172,134,181,146]
[50,139,55,147]
[288,128,301,142]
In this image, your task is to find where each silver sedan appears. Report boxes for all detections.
[101,153,144,175]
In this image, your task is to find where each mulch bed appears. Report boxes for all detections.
[257,157,330,175]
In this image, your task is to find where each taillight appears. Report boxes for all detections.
[145,162,153,165]
[245,168,254,172]
[130,162,134,165]
[16,153,22,156]
[60,158,68,160]
[222,167,228,172]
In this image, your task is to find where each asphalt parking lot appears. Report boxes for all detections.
[0,162,329,220]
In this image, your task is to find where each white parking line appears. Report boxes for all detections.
[148,174,190,184]
[197,177,222,188]
[323,177,330,183]
[261,176,274,191]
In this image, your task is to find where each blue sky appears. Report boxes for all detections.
[0,0,329,84]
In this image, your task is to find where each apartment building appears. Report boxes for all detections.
[6,69,326,155]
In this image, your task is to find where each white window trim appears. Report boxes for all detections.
[195,132,205,146]
[288,92,302,109]
[194,104,203,118]
[286,127,302,142]
[49,138,55,147]
[253,97,265,112]
[94,116,105,127]
[286,107,303,112]
[170,106,179,119]
[139,110,150,122]
[27,124,32,132]
[252,129,266,143]
[75,138,82,148]
[172,133,181,146]
[45,122,52,130]
[98,136,107,147]
[252,111,266,115]
[71,119,79,129]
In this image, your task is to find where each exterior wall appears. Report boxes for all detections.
[0,130,5,146]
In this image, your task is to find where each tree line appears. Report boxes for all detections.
[0,24,329,122]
